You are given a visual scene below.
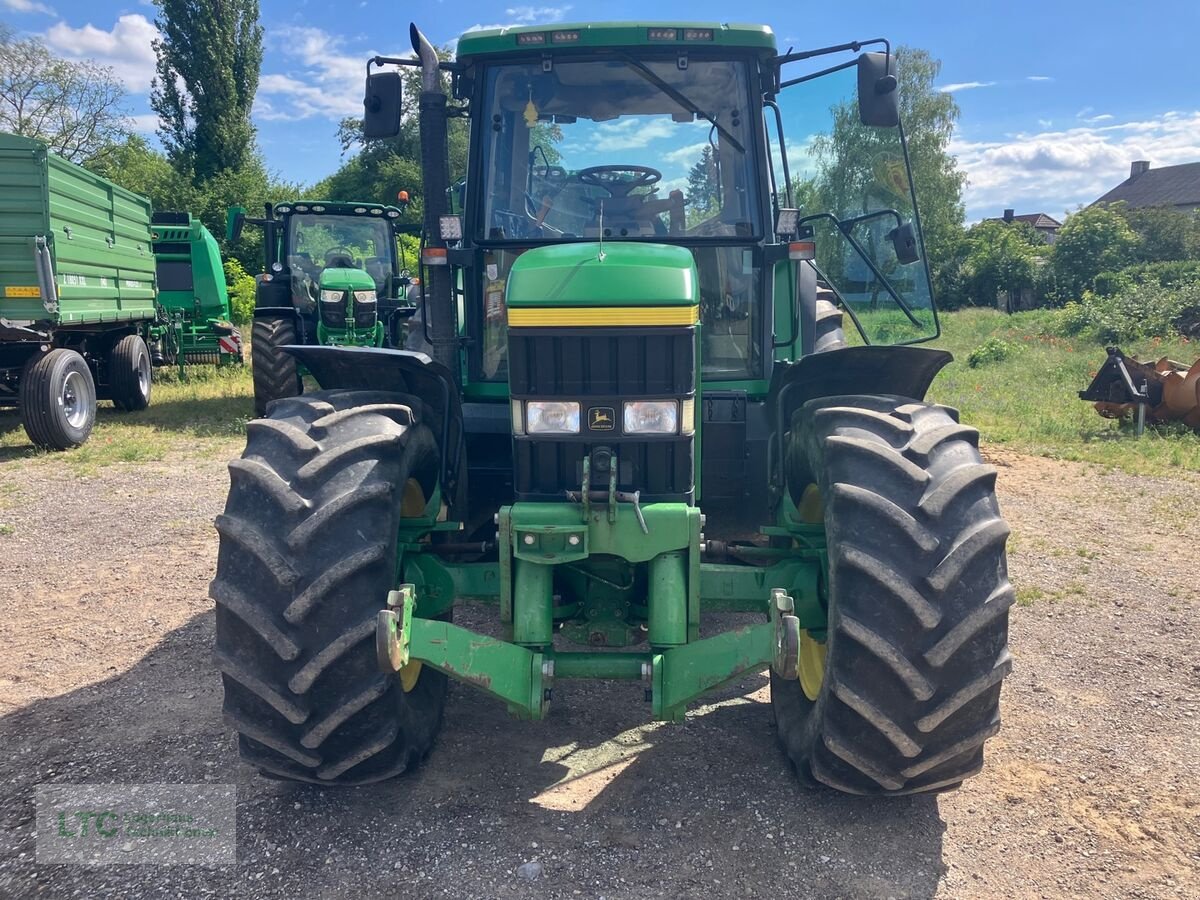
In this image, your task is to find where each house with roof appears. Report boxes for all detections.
[984,209,1062,244]
[1093,160,1200,212]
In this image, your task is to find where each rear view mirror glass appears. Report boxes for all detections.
[889,221,920,264]
[363,72,403,139]
[857,52,899,127]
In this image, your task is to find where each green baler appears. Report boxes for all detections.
[151,212,243,367]
[210,22,1013,796]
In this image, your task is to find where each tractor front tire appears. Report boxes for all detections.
[211,390,448,784]
[773,394,1012,795]
[20,349,97,450]
[110,334,152,411]
[251,317,301,417]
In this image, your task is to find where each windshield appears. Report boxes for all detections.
[774,63,937,343]
[286,214,395,290]
[479,58,758,241]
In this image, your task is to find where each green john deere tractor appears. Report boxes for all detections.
[210,21,1013,794]
[227,200,419,415]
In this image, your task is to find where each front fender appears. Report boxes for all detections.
[280,345,465,505]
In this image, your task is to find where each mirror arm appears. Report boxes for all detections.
[779,57,858,91]
[367,55,460,75]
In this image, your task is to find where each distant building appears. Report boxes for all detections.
[985,209,1062,244]
[1093,160,1200,212]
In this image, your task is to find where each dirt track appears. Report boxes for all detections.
[0,437,1197,899]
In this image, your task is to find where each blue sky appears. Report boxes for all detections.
[4,0,1199,221]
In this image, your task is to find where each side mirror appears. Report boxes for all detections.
[857,51,899,127]
[226,206,247,243]
[889,221,921,264]
[363,71,403,139]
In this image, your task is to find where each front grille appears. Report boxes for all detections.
[509,326,695,502]
[508,327,693,397]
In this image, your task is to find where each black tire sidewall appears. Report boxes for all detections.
[21,349,97,450]
[111,334,152,412]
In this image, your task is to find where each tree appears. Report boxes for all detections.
[84,135,190,209]
[686,145,720,223]
[1109,202,1200,263]
[807,47,966,277]
[961,219,1045,307]
[151,0,263,182]
[1051,205,1138,300]
[0,25,130,164]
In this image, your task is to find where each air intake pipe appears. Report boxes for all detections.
[410,22,458,383]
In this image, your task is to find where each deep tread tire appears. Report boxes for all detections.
[773,394,1011,795]
[211,390,447,784]
[813,294,846,353]
[20,349,97,450]
[110,334,152,411]
[252,317,301,418]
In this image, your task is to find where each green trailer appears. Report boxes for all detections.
[0,132,159,448]
[151,211,243,367]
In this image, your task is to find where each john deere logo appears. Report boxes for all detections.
[588,407,615,431]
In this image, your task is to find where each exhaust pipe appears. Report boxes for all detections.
[409,23,459,384]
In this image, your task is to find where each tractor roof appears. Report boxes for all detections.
[455,22,776,60]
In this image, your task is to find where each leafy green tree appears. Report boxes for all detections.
[961,220,1045,308]
[151,0,263,181]
[1109,202,1200,263]
[0,25,130,164]
[223,258,256,325]
[85,135,190,208]
[1051,205,1138,301]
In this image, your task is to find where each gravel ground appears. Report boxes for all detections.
[0,438,1197,899]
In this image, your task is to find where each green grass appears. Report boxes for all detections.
[0,364,253,473]
[928,308,1200,476]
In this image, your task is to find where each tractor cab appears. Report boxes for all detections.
[444,24,938,389]
[229,201,411,350]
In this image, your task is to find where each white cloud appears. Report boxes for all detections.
[591,118,677,152]
[256,26,410,121]
[3,0,55,15]
[1083,113,1114,123]
[128,113,161,134]
[505,5,571,24]
[939,81,996,94]
[1026,75,1053,82]
[952,110,1200,221]
[42,14,160,93]
[661,142,709,166]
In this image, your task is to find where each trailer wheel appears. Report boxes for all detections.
[251,317,301,417]
[110,334,152,411]
[211,390,448,784]
[773,394,1012,795]
[20,349,97,451]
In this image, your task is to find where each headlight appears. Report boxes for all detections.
[526,401,580,434]
[320,289,344,303]
[353,290,377,303]
[624,400,678,434]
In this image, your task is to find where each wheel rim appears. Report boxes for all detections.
[796,483,827,701]
[136,346,150,396]
[62,370,89,429]
[798,630,827,701]
[397,477,427,693]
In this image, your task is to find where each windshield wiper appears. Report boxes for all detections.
[616,53,744,154]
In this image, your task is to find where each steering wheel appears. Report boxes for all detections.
[577,165,662,197]
[324,245,356,267]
